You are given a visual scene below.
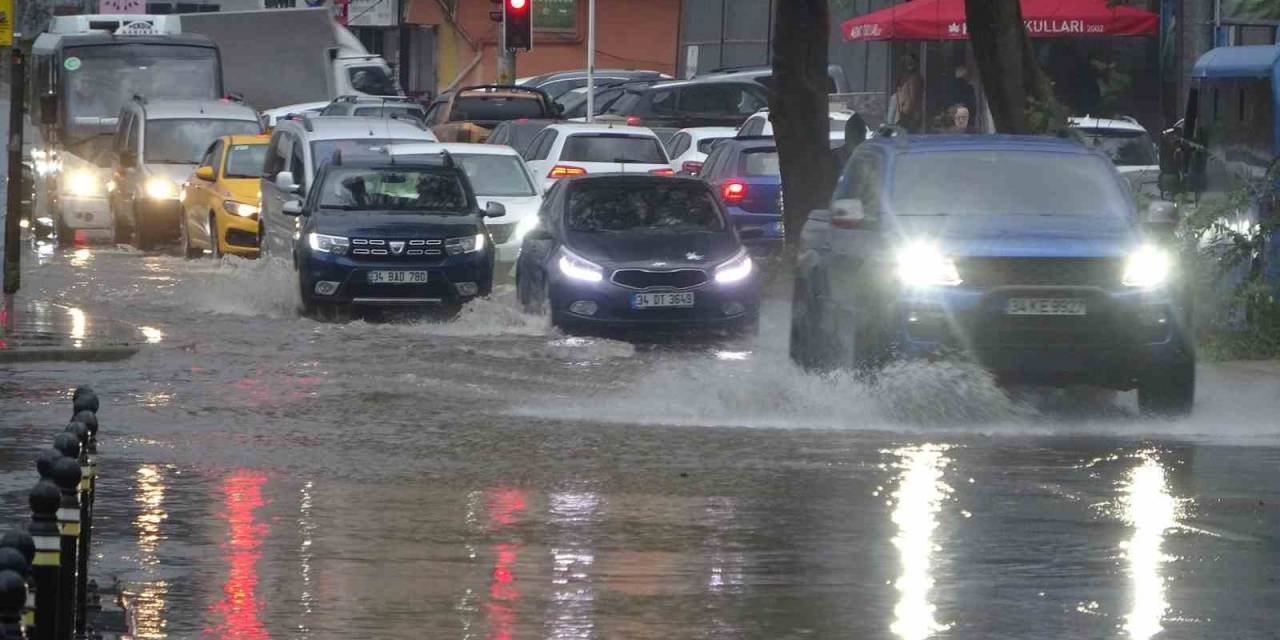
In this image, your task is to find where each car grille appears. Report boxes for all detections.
[350,237,443,258]
[611,269,708,290]
[957,258,1123,288]
[488,223,515,245]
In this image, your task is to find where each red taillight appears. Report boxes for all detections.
[681,161,703,175]
[721,180,748,203]
[625,116,641,126]
[831,216,864,229]
[649,168,675,176]
[548,165,587,179]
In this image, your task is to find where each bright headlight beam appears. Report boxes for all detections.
[895,241,962,287]
[67,170,101,197]
[715,250,753,284]
[145,177,178,200]
[558,249,603,282]
[1122,246,1171,288]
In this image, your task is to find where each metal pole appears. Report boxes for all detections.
[49,452,80,640]
[497,7,515,84]
[63,422,89,640]
[585,0,596,123]
[27,481,60,640]
[4,47,26,296]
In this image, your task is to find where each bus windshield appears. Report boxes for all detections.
[63,44,220,138]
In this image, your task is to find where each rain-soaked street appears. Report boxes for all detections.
[3,248,1280,639]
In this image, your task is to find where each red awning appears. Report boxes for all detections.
[842,0,1159,42]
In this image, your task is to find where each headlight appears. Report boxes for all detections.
[715,249,753,284]
[446,233,486,256]
[307,232,350,255]
[558,247,604,282]
[66,170,102,197]
[145,177,178,200]
[1122,245,1171,288]
[895,241,962,287]
[223,200,260,218]
[512,214,540,243]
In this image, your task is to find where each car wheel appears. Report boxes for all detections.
[208,213,222,260]
[179,213,200,259]
[297,274,317,317]
[1137,359,1195,417]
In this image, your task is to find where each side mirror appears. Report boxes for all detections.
[195,165,216,182]
[484,201,506,218]
[738,226,765,240]
[830,198,874,229]
[39,95,58,125]
[275,171,300,194]
[282,200,304,216]
[1144,200,1178,229]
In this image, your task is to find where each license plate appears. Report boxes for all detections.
[631,292,695,308]
[1005,298,1086,316]
[367,270,429,284]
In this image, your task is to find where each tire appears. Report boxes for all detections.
[179,213,200,259]
[208,213,222,260]
[130,205,151,251]
[791,270,883,374]
[1138,360,1195,417]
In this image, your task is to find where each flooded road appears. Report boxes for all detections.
[3,249,1280,639]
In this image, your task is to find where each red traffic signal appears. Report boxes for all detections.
[504,0,532,52]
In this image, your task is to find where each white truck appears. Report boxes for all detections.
[177,8,401,111]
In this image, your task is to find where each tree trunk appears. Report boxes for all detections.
[964,0,1058,134]
[771,0,837,249]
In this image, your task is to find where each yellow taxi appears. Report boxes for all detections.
[179,134,270,258]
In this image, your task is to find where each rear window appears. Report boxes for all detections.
[1075,127,1157,167]
[450,95,546,121]
[561,134,667,164]
[567,181,725,232]
[740,150,780,176]
[310,138,424,165]
[696,137,730,154]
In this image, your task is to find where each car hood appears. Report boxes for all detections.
[312,211,481,238]
[894,213,1139,259]
[566,230,741,267]
[218,177,262,205]
[146,163,198,184]
[475,195,541,225]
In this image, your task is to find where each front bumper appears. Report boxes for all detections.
[302,250,493,306]
[215,210,260,257]
[894,284,1192,387]
[550,273,761,328]
[137,199,182,235]
[56,195,112,231]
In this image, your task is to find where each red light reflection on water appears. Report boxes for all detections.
[206,470,270,640]
[486,488,526,640]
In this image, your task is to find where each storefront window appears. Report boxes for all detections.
[535,0,577,32]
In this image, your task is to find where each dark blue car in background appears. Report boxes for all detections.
[274,154,498,319]
[698,137,784,252]
[790,134,1195,415]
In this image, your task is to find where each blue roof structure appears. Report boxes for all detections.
[1191,45,1280,79]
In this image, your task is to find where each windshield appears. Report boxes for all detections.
[1075,127,1158,167]
[450,95,547,122]
[145,119,261,164]
[354,105,426,121]
[561,134,667,164]
[567,182,725,232]
[64,44,219,138]
[225,143,268,179]
[318,167,470,212]
[311,138,424,165]
[741,150,780,176]
[64,135,117,167]
[890,151,1132,217]
[348,66,399,96]
[454,154,536,197]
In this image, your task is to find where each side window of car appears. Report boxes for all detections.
[289,139,307,189]
[848,151,885,217]
[199,141,220,170]
[522,131,547,160]
[733,86,768,116]
[649,89,676,115]
[264,132,285,180]
[740,117,760,136]
[424,101,446,126]
[668,133,690,158]
[700,147,726,180]
[528,130,558,161]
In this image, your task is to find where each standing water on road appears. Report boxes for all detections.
[3,249,1280,639]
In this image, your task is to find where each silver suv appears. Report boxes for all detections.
[109,97,262,250]
[258,116,438,258]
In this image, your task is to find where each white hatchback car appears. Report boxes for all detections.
[521,123,673,191]
[1069,115,1160,198]
[736,108,864,148]
[664,126,737,175]
[388,142,542,263]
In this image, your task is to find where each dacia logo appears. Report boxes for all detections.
[390,241,405,255]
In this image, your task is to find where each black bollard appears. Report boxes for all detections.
[62,423,90,640]
[70,388,97,417]
[0,532,34,640]
[0,569,28,639]
[49,459,80,640]
[26,482,60,640]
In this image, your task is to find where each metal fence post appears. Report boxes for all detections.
[0,532,34,638]
[26,481,60,640]
[62,422,89,640]
[0,567,29,639]
[49,456,80,640]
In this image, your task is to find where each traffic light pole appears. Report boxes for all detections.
[497,7,516,84]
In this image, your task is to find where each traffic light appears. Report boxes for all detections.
[504,0,532,52]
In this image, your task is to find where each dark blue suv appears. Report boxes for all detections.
[276,154,497,318]
[790,134,1195,415]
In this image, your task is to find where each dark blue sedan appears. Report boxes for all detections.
[515,174,761,333]
[698,137,783,253]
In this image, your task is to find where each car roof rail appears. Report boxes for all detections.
[730,134,775,143]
